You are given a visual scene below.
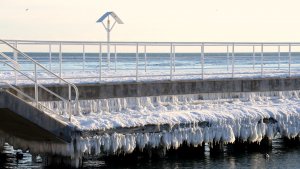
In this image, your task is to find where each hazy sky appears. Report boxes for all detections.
[1,0,300,42]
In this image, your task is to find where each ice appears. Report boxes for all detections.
[2,90,300,157]
[34,91,300,156]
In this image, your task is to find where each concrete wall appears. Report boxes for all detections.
[8,77,300,101]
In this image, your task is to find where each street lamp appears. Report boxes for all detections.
[96,12,124,70]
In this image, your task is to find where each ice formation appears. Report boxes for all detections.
[38,90,300,156]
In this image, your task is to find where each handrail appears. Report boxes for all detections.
[0,39,79,120]
[0,81,59,116]
[0,61,68,103]
[4,39,300,45]
[0,81,36,102]
[1,39,298,83]
[0,52,20,69]
[0,61,70,116]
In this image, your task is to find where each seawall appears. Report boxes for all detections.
[6,76,300,101]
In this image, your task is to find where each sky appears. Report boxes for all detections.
[1,0,300,42]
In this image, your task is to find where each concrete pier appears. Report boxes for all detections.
[1,77,300,167]
[5,77,300,101]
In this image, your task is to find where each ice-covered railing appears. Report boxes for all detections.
[1,40,300,82]
[0,39,79,121]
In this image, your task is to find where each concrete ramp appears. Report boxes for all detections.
[0,108,64,143]
[0,91,74,143]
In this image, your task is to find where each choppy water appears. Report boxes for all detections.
[0,143,42,169]
[1,138,300,169]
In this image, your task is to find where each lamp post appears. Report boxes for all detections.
[97,12,124,70]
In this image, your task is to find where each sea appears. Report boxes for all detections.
[1,138,300,168]
[1,52,299,73]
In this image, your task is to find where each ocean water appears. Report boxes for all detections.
[1,138,300,169]
[1,52,299,72]
[1,52,300,83]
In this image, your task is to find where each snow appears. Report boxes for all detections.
[0,69,299,85]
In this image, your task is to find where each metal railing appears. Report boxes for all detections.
[0,81,62,117]
[0,40,79,121]
[1,40,300,82]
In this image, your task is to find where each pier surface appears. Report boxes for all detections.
[1,77,300,168]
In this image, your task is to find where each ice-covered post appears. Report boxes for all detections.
[96,12,124,71]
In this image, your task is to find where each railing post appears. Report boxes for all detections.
[68,84,72,121]
[13,41,18,84]
[289,44,291,77]
[278,45,280,70]
[261,44,264,77]
[107,42,110,71]
[173,45,176,72]
[136,43,139,81]
[227,45,229,71]
[99,43,102,82]
[34,64,38,107]
[59,43,62,81]
[144,45,147,72]
[49,44,52,71]
[252,45,255,70]
[201,43,204,79]
[114,45,117,72]
[232,43,235,78]
[170,43,173,80]
[83,44,85,71]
